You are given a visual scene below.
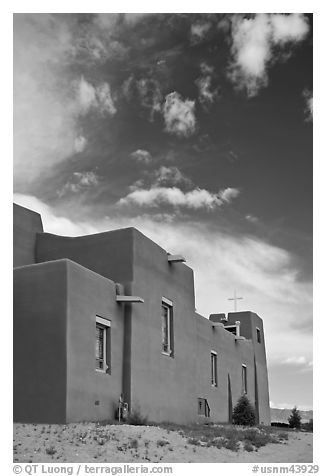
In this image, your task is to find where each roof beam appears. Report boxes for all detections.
[116,296,144,303]
[167,254,186,263]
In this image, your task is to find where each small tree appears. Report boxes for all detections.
[288,406,301,429]
[232,394,256,426]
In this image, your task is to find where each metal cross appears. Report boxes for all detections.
[228,290,243,312]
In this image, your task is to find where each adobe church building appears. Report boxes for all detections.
[13,203,271,425]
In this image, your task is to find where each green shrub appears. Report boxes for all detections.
[242,428,259,442]
[251,433,271,448]
[244,441,254,452]
[224,437,240,452]
[232,395,256,426]
[288,407,301,429]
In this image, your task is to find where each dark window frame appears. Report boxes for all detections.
[96,316,111,374]
[161,298,174,357]
[242,364,247,394]
[211,351,218,387]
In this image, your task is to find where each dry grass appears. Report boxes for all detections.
[13,420,306,463]
[160,421,285,452]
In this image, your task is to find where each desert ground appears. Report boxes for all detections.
[13,422,312,463]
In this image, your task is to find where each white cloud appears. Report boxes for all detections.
[14,14,80,185]
[200,62,214,75]
[74,136,87,153]
[190,22,211,43]
[14,194,98,236]
[270,14,310,44]
[14,14,119,186]
[245,214,258,223]
[163,92,196,137]
[96,83,117,115]
[77,76,97,112]
[130,149,152,164]
[218,187,240,203]
[73,14,127,63]
[76,77,116,116]
[303,89,313,122]
[127,166,193,194]
[118,185,240,210]
[270,402,312,411]
[228,14,309,97]
[118,187,217,210]
[74,171,99,187]
[152,166,193,187]
[196,75,219,107]
[58,171,99,197]
[282,356,313,368]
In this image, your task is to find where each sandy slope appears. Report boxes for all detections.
[13,423,313,463]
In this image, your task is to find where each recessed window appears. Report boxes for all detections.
[162,297,174,356]
[242,364,247,394]
[256,327,261,343]
[224,325,237,336]
[96,316,111,373]
[198,398,210,417]
[211,351,218,387]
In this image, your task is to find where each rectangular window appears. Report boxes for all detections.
[198,398,210,417]
[242,364,247,394]
[96,316,111,373]
[161,297,173,356]
[256,327,261,343]
[211,351,218,387]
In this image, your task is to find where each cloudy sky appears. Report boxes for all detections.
[13,13,313,410]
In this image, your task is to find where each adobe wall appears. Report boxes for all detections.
[13,260,67,423]
[13,203,43,267]
[128,229,198,424]
[127,230,263,425]
[65,260,125,422]
[36,228,134,285]
[227,312,271,425]
[13,259,125,423]
[194,314,256,423]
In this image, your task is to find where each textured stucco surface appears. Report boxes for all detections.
[127,230,269,424]
[128,229,198,423]
[195,313,256,423]
[14,259,125,423]
[13,260,67,423]
[13,203,43,267]
[65,260,124,422]
[227,312,271,424]
[36,228,134,285]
